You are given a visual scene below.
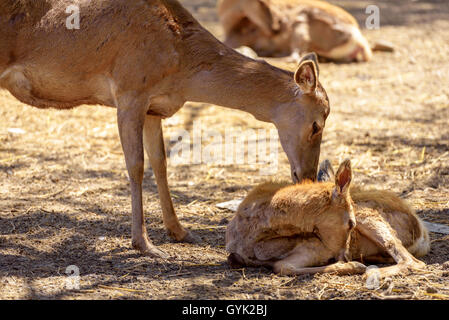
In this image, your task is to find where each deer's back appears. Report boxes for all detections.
[0,0,203,107]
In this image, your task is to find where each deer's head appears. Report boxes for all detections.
[315,159,356,261]
[273,53,329,183]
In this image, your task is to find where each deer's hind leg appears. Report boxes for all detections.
[272,238,366,276]
[356,212,426,279]
[143,115,198,243]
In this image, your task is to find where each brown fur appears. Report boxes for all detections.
[349,186,429,259]
[218,0,373,62]
[0,0,330,258]
[351,187,422,246]
[226,167,430,277]
[227,160,357,273]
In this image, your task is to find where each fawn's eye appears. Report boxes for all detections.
[312,122,321,136]
[348,219,356,230]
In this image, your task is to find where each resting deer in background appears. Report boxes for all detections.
[226,160,429,278]
[218,0,373,62]
[0,0,329,258]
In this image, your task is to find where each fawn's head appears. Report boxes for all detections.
[315,159,355,261]
[273,53,330,183]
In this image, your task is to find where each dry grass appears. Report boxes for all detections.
[0,0,448,299]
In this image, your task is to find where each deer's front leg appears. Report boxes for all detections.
[275,260,367,276]
[117,107,168,259]
[143,115,199,243]
[356,213,426,278]
[272,238,366,276]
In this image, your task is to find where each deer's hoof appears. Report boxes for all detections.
[348,261,367,274]
[167,228,201,244]
[132,239,169,259]
[177,230,201,244]
[414,260,426,270]
[406,260,426,273]
[142,246,170,259]
[167,226,202,243]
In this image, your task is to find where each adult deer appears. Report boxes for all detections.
[0,0,329,258]
[218,0,373,62]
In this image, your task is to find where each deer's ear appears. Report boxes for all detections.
[335,159,352,195]
[294,52,319,94]
[317,159,335,182]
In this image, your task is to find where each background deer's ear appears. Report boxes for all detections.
[244,0,278,36]
[335,159,352,195]
[317,159,335,182]
[294,52,319,94]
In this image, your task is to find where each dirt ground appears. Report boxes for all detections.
[0,0,448,300]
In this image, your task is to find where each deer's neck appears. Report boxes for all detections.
[182,42,297,123]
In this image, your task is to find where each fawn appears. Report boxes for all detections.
[226,159,429,278]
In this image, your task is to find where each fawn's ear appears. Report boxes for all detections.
[335,159,352,195]
[317,159,335,182]
[294,52,319,94]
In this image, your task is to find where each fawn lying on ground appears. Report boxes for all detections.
[0,0,329,258]
[218,0,373,62]
[226,160,429,277]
